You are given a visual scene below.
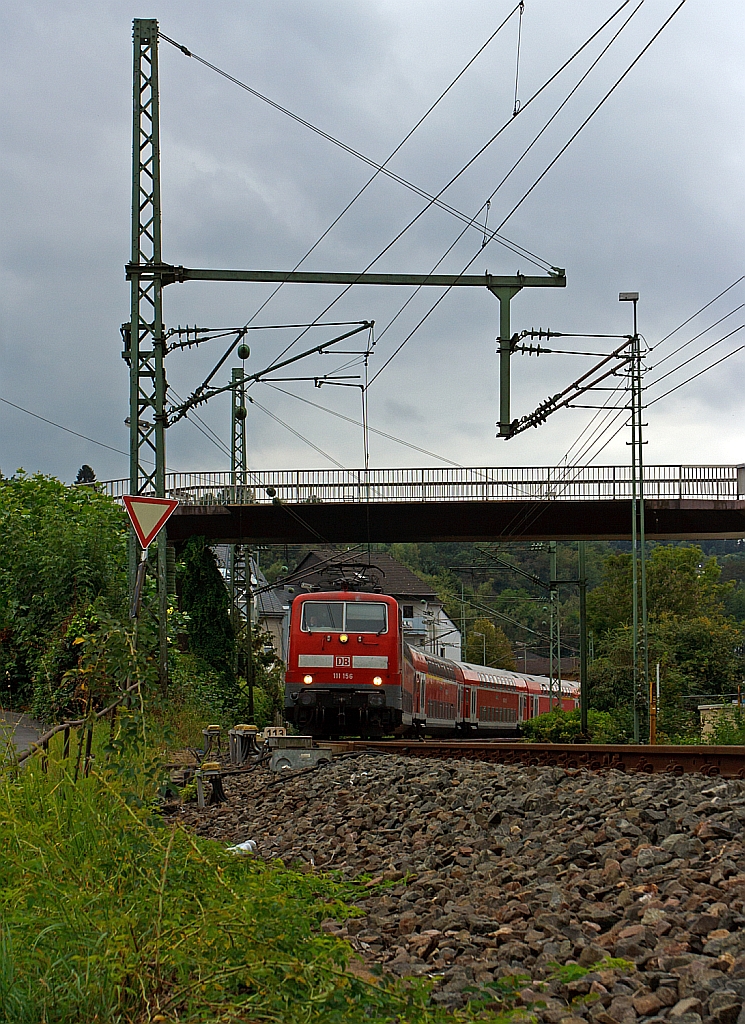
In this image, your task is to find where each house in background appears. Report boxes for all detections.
[214,546,461,664]
[253,565,290,661]
[281,548,462,661]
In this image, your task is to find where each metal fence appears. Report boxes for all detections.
[97,465,745,505]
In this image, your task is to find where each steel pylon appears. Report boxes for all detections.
[229,367,248,626]
[124,19,168,688]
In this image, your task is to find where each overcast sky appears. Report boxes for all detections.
[1,0,744,485]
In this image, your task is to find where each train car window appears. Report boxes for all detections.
[345,602,387,633]
[301,602,343,632]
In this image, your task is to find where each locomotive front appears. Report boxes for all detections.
[285,592,402,737]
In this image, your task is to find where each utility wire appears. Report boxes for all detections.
[0,395,159,467]
[367,0,659,387]
[651,275,745,351]
[246,396,346,470]
[647,341,745,408]
[236,1,636,384]
[262,381,462,467]
[650,305,745,371]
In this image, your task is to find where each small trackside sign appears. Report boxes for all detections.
[123,495,179,549]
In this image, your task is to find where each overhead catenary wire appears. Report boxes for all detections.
[167,385,234,462]
[513,1,525,116]
[651,274,745,351]
[155,12,530,404]
[349,2,646,385]
[367,0,685,480]
[367,0,667,388]
[262,381,463,467]
[492,0,688,237]
[158,4,679,512]
[158,8,551,271]
[646,324,745,390]
[553,275,745,504]
[650,305,745,371]
[646,341,745,408]
[221,1,637,388]
[155,1,646,475]
[246,396,346,470]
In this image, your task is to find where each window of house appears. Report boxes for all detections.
[402,605,414,619]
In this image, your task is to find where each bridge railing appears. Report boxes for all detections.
[97,465,744,504]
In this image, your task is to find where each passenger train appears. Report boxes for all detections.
[284,591,579,738]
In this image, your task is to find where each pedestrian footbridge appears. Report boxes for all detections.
[99,465,745,544]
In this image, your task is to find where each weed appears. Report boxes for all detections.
[0,731,500,1023]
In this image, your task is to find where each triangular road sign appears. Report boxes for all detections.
[123,495,179,549]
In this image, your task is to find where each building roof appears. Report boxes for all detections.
[291,548,438,600]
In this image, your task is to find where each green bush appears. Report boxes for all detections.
[0,472,128,711]
[521,708,628,744]
[707,705,745,744]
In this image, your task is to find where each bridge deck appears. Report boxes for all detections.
[100,464,745,505]
[98,467,745,543]
[160,498,745,545]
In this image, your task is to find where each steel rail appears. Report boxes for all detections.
[325,739,745,779]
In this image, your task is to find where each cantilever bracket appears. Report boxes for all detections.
[124,261,566,438]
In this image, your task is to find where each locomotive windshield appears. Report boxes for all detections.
[345,602,387,633]
[301,602,344,631]
[301,600,387,634]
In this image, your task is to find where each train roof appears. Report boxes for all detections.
[457,661,579,696]
[292,590,398,604]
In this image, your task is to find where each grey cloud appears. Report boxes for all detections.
[1,1,744,484]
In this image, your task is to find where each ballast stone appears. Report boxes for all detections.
[178,754,745,1013]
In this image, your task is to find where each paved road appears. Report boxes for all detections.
[0,711,42,756]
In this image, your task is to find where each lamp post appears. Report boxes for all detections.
[620,291,647,743]
[473,631,486,666]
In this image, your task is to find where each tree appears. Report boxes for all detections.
[465,616,516,670]
[588,544,730,634]
[75,465,96,485]
[179,537,235,683]
[0,472,128,714]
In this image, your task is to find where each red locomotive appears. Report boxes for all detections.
[285,590,579,738]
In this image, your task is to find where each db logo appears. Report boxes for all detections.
[335,656,351,667]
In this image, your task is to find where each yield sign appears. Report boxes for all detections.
[123,495,179,549]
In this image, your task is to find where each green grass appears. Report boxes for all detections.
[0,720,498,1023]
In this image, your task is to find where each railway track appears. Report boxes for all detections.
[322,739,745,778]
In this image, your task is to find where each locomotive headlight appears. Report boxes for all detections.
[373,676,383,686]
[339,634,348,643]
[303,674,313,684]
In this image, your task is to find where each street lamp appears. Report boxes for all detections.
[619,290,648,744]
[473,631,486,666]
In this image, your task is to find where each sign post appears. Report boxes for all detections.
[122,496,179,677]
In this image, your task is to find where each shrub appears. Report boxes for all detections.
[521,708,628,744]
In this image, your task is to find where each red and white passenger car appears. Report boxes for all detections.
[285,591,579,737]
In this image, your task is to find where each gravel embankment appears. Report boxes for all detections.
[178,754,745,1016]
